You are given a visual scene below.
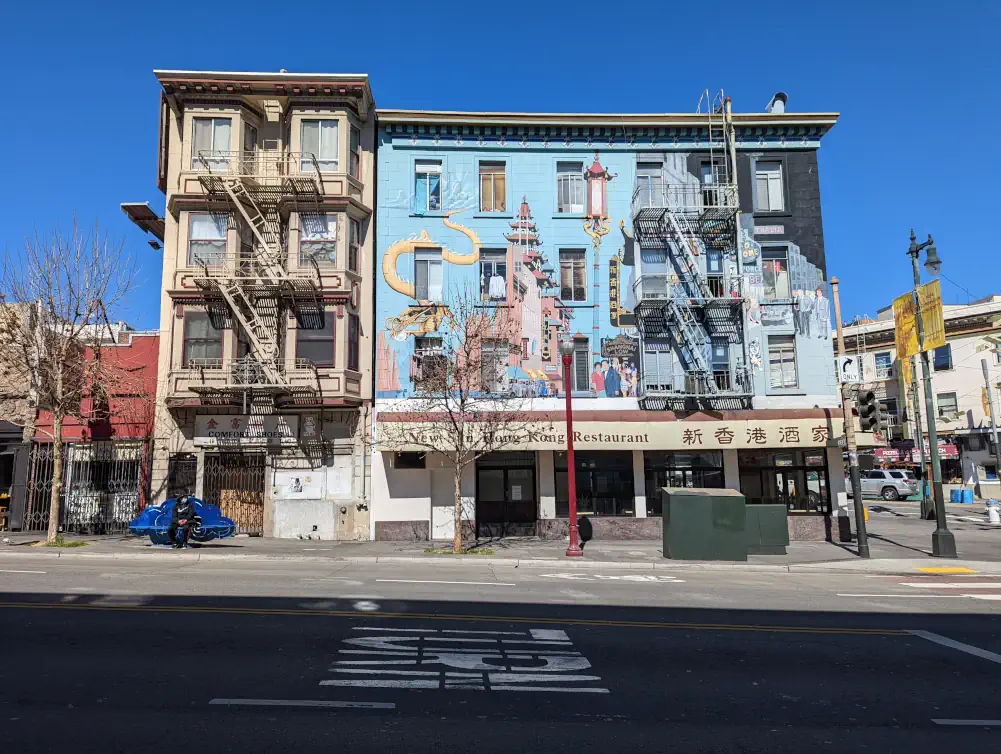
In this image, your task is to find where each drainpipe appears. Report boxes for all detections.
[725,97,750,391]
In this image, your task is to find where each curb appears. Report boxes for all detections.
[3,547,1000,575]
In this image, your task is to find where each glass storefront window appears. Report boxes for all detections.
[643,451,723,516]
[555,451,635,517]
[737,449,831,514]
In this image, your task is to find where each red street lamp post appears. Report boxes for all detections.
[559,339,583,557]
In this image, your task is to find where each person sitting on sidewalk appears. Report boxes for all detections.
[167,495,197,549]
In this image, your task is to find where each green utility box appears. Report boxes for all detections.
[661,487,747,561]
[745,504,789,555]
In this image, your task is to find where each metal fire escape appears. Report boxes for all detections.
[632,89,747,403]
[190,150,326,402]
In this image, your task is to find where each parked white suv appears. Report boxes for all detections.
[847,469,920,501]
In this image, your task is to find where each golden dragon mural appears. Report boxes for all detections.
[383,210,482,340]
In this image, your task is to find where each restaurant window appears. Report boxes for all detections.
[479,161,507,212]
[762,246,790,300]
[738,450,830,514]
[555,450,635,517]
[560,249,587,302]
[480,249,507,301]
[644,451,723,516]
[182,312,223,367]
[395,452,426,470]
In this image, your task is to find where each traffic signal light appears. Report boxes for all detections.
[858,390,886,433]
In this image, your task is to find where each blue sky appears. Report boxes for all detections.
[1,0,997,330]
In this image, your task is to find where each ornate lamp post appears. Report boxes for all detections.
[558,339,583,557]
[908,230,957,558]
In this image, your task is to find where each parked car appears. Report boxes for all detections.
[846,469,920,501]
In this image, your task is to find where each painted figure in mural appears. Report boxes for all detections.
[814,286,831,338]
[798,289,814,337]
[591,362,605,394]
[604,359,621,398]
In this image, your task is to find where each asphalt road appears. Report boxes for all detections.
[1,557,1000,753]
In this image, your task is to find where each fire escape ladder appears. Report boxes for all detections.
[217,281,283,385]
[665,287,715,393]
[223,178,286,280]
[663,210,712,302]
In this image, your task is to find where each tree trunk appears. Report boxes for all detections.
[47,416,63,543]
[453,468,463,554]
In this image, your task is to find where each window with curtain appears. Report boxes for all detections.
[300,120,338,171]
[754,161,784,212]
[296,309,335,367]
[182,312,223,367]
[191,117,232,171]
[480,339,508,393]
[479,162,507,212]
[348,218,361,272]
[556,162,585,213]
[560,250,587,302]
[349,126,361,179]
[936,391,958,417]
[479,249,507,301]
[635,162,661,208]
[348,314,360,371]
[768,334,798,389]
[762,246,790,300]
[415,249,443,302]
[299,214,337,266]
[933,344,952,371]
[643,348,673,394]
[188,213,228,266]
[414,160,442,212]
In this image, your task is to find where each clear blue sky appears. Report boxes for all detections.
[1,0,997,330]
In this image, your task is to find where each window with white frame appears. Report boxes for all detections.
[414,335,445,392]
[191,117,232,171]
[761,247,790,300]
[414,160,442,212]
[754,161,784,212]
[300,120,338,171]
[479,249,507,302]
[480,339,509,393]
[560,249,587,302]
[556,162,585,214]
[635,162,661,208]
[643,347,673,393]
[874,352,893,379]
[414,249,443,302]
[348,218,361,272]
[768,334,798,389]
[349,126,361,179]
[299,214,337,266]
[182,312,223,367]
[479,162,507,213]
[188,213,228,266]
[937,391,958,417]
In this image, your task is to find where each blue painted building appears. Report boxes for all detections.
[372,95,848,542]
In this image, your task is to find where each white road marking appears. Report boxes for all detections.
[0,569,47,574]
[904,582,1001,589]
[971,595,1001,601]
[838,594,970,599]
[908,630,1001,665]
[321,679,439,689]
[210,698,394,709]
[932,719,1001,727]
[375,579,516,587]
[352,627,437,633]
[493,685,609,693]
[539,573,683,583]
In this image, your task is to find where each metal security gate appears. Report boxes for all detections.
[167,454,198,499]
[203,453,265,535]
[23,442,150,534]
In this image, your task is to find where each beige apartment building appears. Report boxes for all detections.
[128,70,376,539]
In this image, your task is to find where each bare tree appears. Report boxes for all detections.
[0,222,139,542]
[377,281,550,553]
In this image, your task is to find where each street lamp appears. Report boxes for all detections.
[558,339,583,558]
[908,229,957,558]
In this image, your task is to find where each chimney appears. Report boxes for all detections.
[766,92,788,114]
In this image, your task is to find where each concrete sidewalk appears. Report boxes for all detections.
[3,526,1000,574]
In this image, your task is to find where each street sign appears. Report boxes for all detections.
[838,355,860,383]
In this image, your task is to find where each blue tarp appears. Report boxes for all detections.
[129,497,236,545]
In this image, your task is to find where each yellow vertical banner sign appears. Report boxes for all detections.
[917,279,946,351]
[893,292,918,359]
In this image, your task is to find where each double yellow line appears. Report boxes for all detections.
[0,600,907,636]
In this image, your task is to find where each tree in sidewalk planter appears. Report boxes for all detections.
[376,282,551,554]
[0,221,139,543]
